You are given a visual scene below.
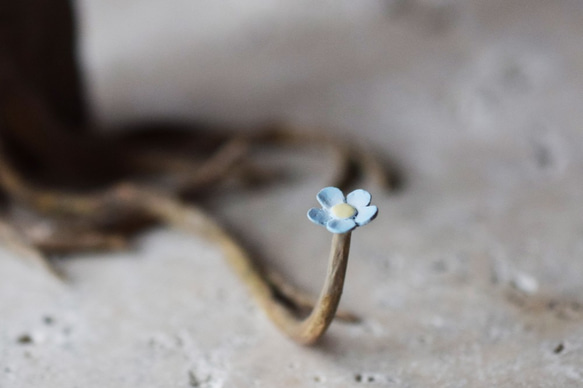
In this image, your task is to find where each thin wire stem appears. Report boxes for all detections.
[291,233,352,344]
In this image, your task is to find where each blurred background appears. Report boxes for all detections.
[3,0,583,386]
[77,0,583,189]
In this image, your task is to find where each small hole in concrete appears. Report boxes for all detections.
[355,373,378,384]
[313,376,321,383]
[17,334,33,345]
[554,343,565,354]
[188,370,211,387]
[43,316,54,325]
[188,370,199,387]
[548,300,558,309]
[431,259,447,273]
[533,141,552,170]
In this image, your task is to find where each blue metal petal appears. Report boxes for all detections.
[347,189,371,208]
[307,207,330,226]
[326,218,357,234]
[354,205,378,226]
[317,187,345,209]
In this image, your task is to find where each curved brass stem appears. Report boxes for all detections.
[139,191,353,345]
[286,233,352,344]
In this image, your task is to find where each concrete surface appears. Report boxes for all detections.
[2,0,583,386]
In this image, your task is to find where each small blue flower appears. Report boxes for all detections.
[307,187,378,234]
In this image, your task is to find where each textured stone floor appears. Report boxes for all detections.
[2,1,583,387]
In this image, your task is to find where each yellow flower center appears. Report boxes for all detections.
[331,203,357,219]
